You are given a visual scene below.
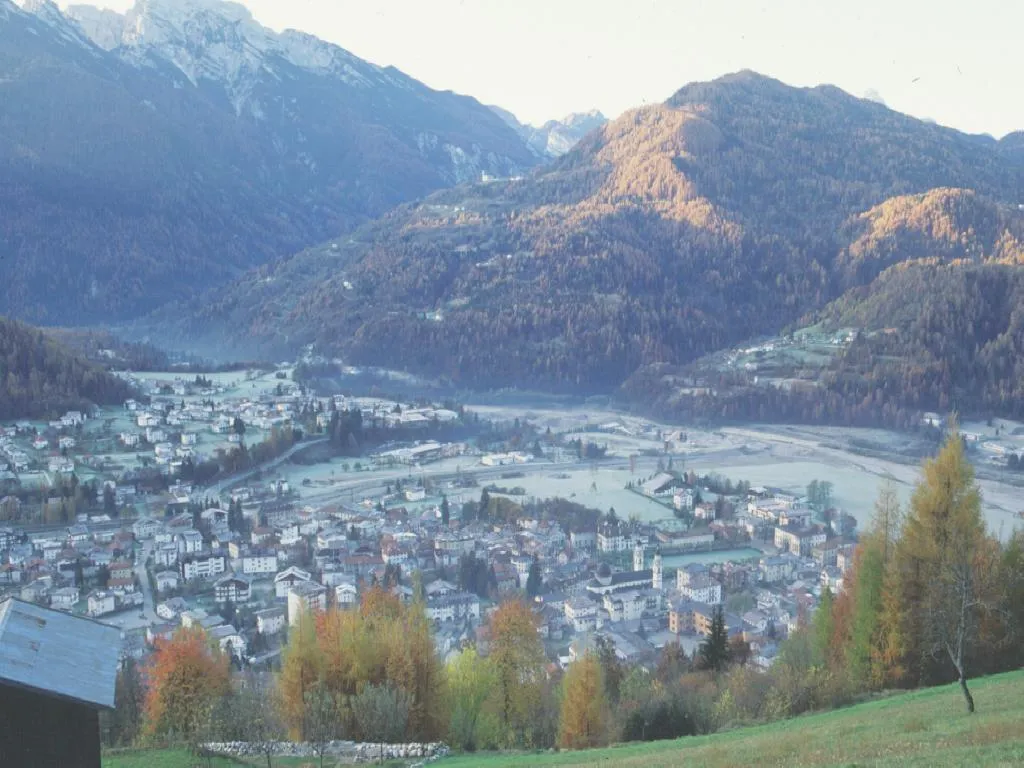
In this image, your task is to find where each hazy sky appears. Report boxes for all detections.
[63,0,1019,137]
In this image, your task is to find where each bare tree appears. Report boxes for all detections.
[215,674,286,768]
[352,683,411,764]
[304,680,343,768]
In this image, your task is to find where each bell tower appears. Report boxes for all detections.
[633,541,644,572]
[653,549,663,591]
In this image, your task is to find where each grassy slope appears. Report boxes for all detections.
[103,671,1024,768]
[446,670,1024,768]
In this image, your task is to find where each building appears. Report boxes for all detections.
[680,576,722,606]
[154,571,180,592]
[214,574,252,604]
[0,598,119,768]
[256,607,286,636]
[425,592,481,624]
[335,581,358,608]
[50,586,80,611]
[565,597,598,632]
[180,552,227,581]
[87,591,116,617]
[177,530,203,556]
[240,552,278,575]
[585,563,653,598]
[275,566,313,598]
[288,582,327,626]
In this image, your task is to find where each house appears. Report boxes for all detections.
[156,597,188,621]
[50,586,80,611]
[180,551,227,581]
[109,561,133,582]
[425,592,481,624]
[275,566,313,599]
[256,607,286,636]
[154,571,180,592]
[335,581,358,608]
[119,432,140,448]
[0,598,119,768]
[565,597,598,632]
[680,576,722,606]
[177,530,204,555]
[214,574,252,604]
[132,517,164,540]
[67,524,90,546]
[240,551,278,575]
[58,436,76,451]
[87,591,116,617]
[209,624,247,659]
[760,556,796,584]
[153,544,179,569]
[288,582,327,625]
[774,525,828,557]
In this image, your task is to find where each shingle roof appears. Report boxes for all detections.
[0,597,119,709]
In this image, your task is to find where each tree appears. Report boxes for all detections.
[103,657,144,747]
[525,559,542,598]
[224,676,285,768]
[232,417,246,436]
[446,648,496,752]
[843,484,902,688]
[594,635,623,706]
[489,600,545,747]
[303,680,343,768]
[698,606,731,673]
[277,609,325,739]
[811,587,835,668]
[144,626,231,742]
[440,495,450,526]
[884,427,1004,711]
[352,683,411,764]
[558,653,608,750]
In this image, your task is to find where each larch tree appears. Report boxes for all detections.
[277,608,325,740]
[558,653,608,750]
[885,427,1003,711]
[488,600,546,747]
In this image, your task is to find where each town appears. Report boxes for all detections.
[0,367,860,681]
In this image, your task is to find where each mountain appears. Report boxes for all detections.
[0,0,536,324]
[0,316,135,419]
[491,107,609,157]
[166,71,1024,398]
[623,190,1024,427]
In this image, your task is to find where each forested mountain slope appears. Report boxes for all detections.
[0,317,134,419]
[171,72,1024,396]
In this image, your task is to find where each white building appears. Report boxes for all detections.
[180,552,227,581]
[565,597,598,632]
[256,607,286,636]
[425,592,481,624]
[87,591,116,617]
[288,582,328,626]
[240,553,278,575]
[275,566,313,599]
[214,574,252,604]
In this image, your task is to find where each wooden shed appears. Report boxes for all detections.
[0,597,120,768]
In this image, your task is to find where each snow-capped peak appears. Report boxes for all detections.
[63,0,381,113]
[9,0,99,50]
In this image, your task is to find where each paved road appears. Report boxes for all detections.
[206,437,329,496]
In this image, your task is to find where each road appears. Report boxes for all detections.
[206,437,330,496]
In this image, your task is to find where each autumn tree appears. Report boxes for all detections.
[558,653,608,750]
[144,626,231,743]
[488,600,546,747]
[882,427,1006,711]
[278,609,325,739]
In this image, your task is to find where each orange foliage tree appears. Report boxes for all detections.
[558,653,608,750]
[143,626,230,742]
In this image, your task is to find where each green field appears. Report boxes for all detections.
[103,671,1024,768]
[444,671,1024,768]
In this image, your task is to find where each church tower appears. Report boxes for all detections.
[633,541,644,572]
[652,549,663,591]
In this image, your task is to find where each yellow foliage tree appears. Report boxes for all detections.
[558,653,608,750]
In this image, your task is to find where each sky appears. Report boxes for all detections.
[61,0,1020,137]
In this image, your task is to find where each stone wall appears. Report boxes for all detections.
[203,740,450,763]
